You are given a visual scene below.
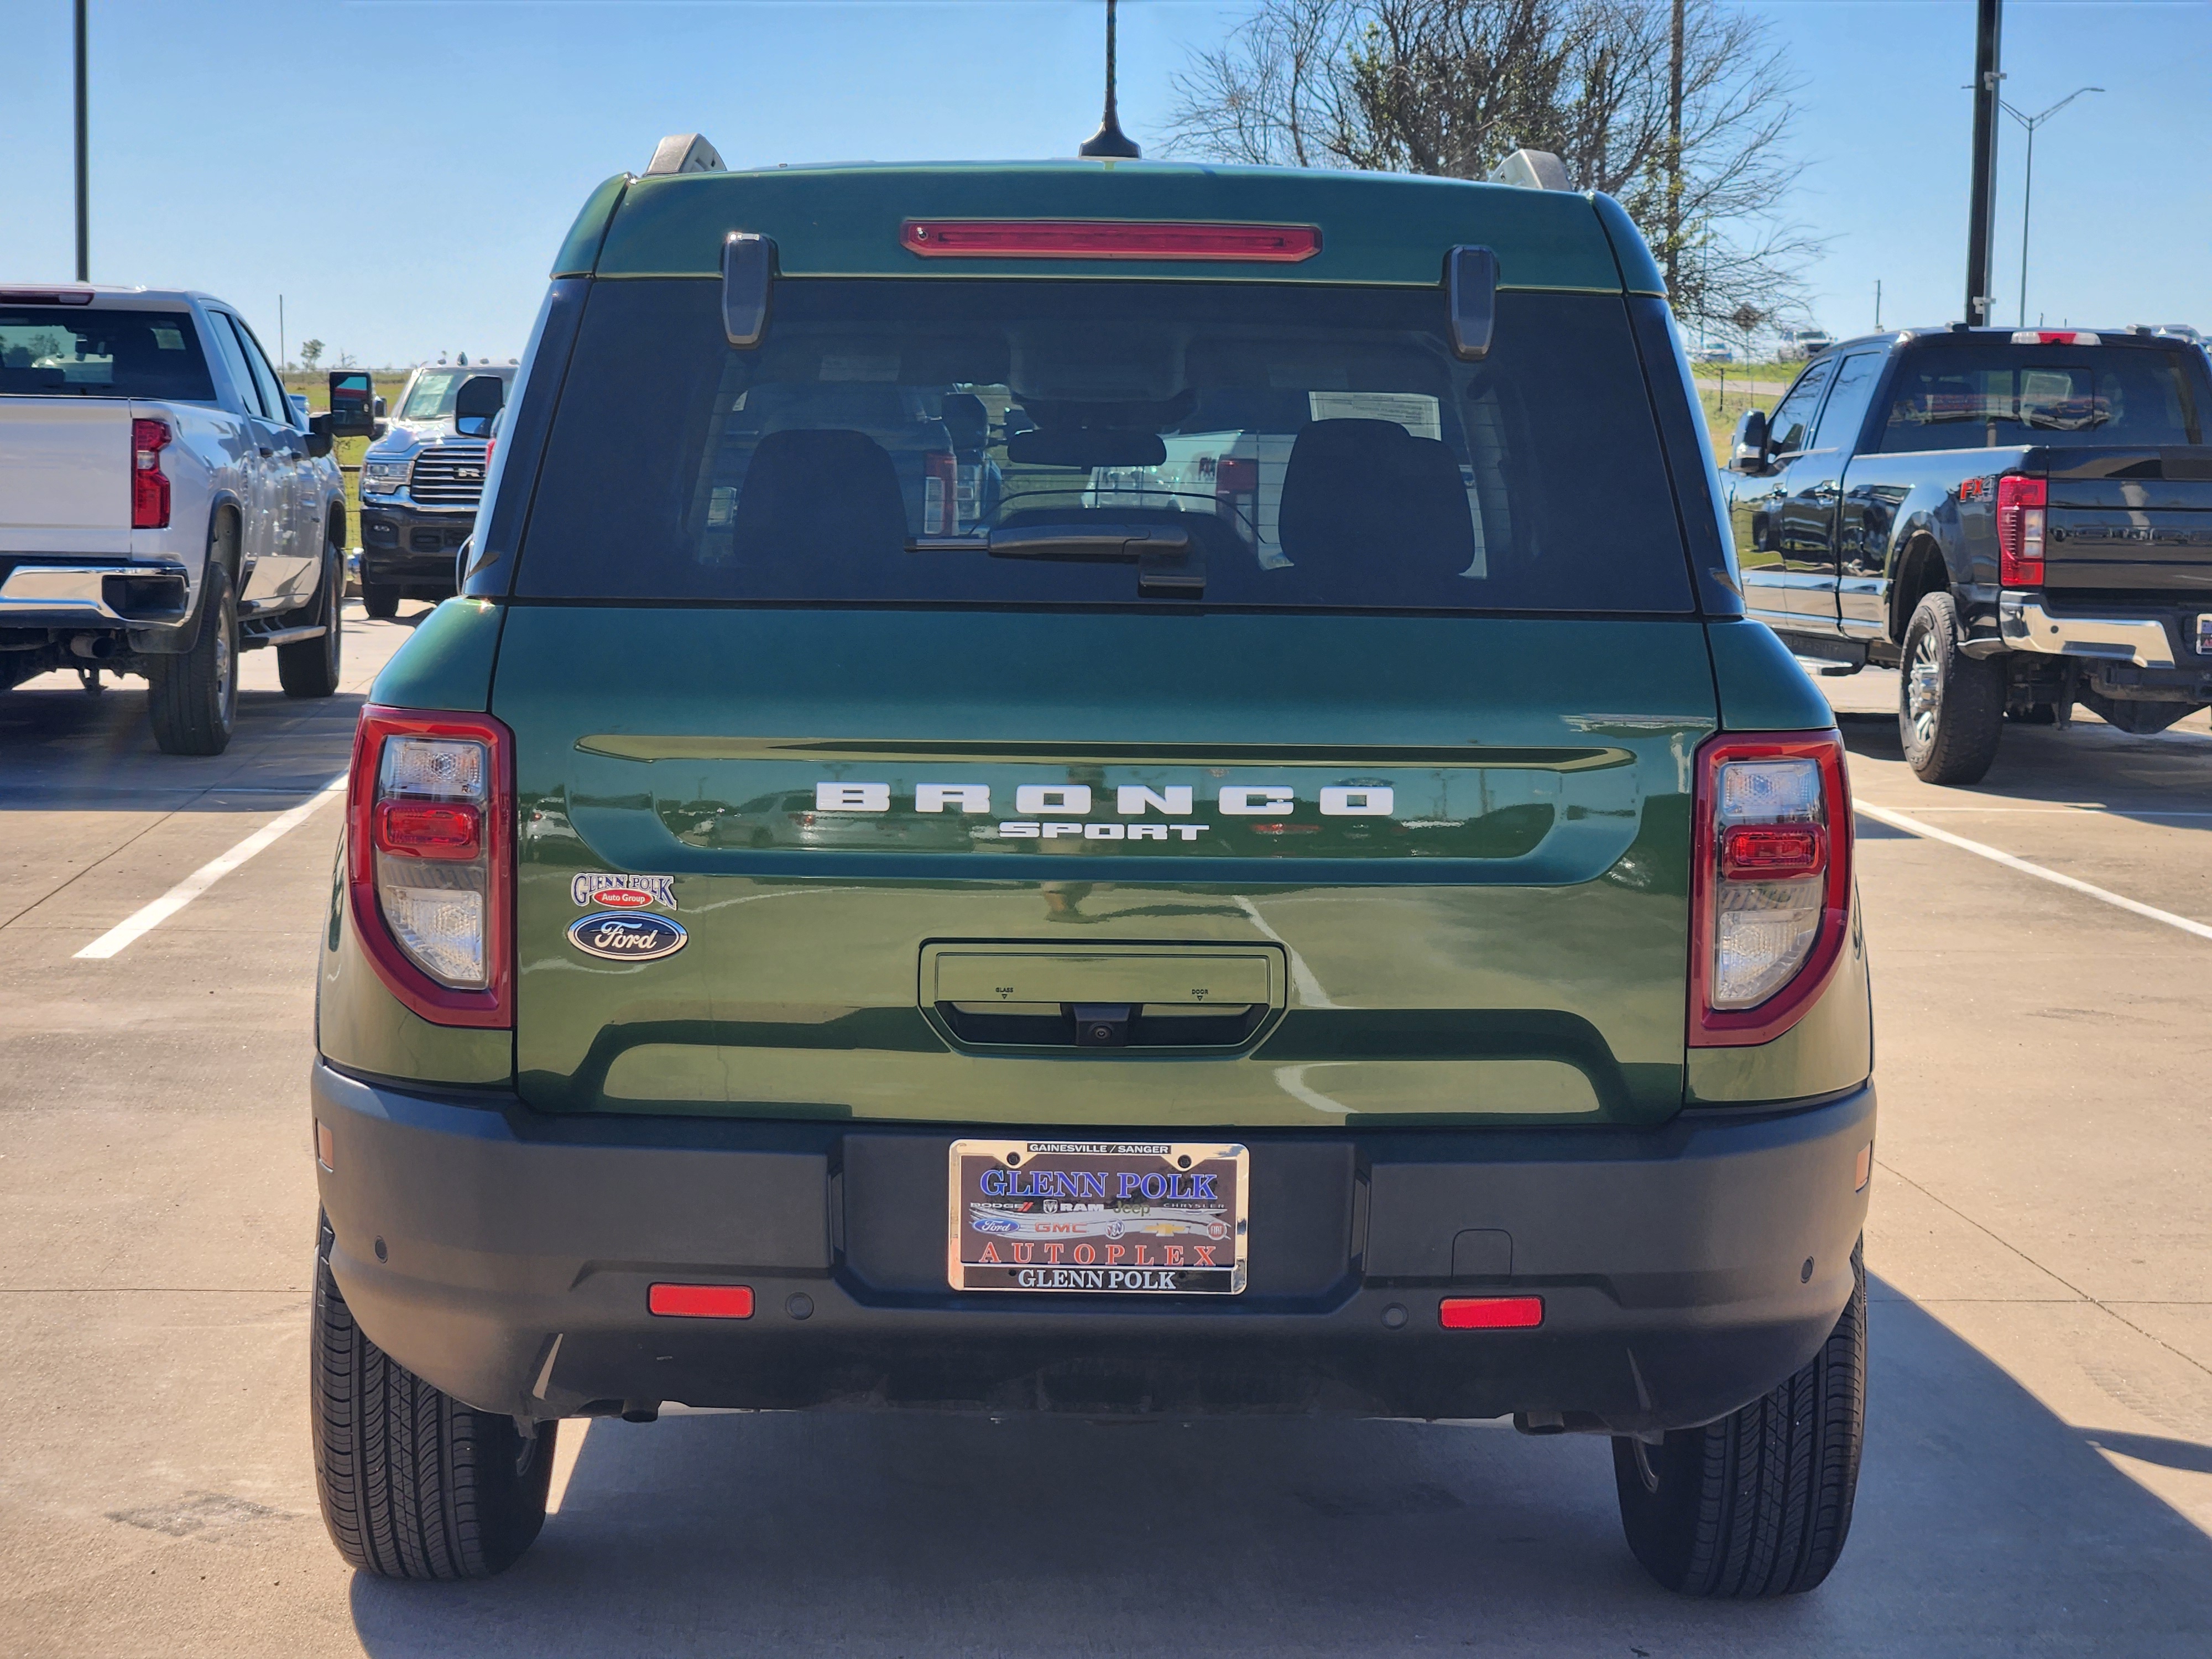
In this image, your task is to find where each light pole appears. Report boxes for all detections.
[74,0,88,281]
[2004,86,2102,328]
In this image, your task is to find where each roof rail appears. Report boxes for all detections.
[643,134,725,177]
[1489,149,1571,191]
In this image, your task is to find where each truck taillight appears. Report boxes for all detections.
[131,418,171,529]
[922,452,958,534]
[1215,455,1257,546]
[1690,731,1853,1047]
[1996,473,2046,586]
[346,706,512,1026]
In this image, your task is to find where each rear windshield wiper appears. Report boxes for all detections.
[907,523,1204,598]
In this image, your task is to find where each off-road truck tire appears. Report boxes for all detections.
[361,579,401,621]
[278,544,344,699]
[1613,1239,1865,1597]
[1900,591,2004,784]
[147,562,238,755]
[312,1213,554,1579]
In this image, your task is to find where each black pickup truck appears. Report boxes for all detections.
[1721,326,2212,781]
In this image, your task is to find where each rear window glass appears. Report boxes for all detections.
[514,279,1694,614]
[1880,342,2207,451]
[0,307,216,400]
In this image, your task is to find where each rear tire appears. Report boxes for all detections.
[1899,592,2004,784]
[311,1213,554,1579]
[277,544,343,699]
[147,562,238,756]
[1613,1239,1865,1598]
[361,580,400,621]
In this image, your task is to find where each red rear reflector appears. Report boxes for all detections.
[1439,1295,1544,1330]
[902,220,1321,263]
[131,417,171,529]
[648,1283,755,1319]
[373,800,482,858]
[1719,822,1826,879]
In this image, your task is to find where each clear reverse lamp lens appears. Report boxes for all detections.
[1712,879,1823,1008]
[381,736,485,800]
[1718,758,1820,825]
[375,858,488,987]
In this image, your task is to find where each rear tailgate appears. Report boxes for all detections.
[0,399,133,555]
[2041,447,2212,600]
[499,608,1715,1129]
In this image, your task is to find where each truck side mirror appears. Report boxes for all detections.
[1730,409,1772,474]
[326,371,376,438]
[453,374,505,439]
[304,414,335,459]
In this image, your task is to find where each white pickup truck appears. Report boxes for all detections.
[0,285,350,754]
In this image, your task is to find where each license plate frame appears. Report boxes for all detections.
[947,1139,1249,1294]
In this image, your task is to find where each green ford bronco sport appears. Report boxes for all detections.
[310,142,1874,1595]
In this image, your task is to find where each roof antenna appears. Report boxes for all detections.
[1078,0,1141,158]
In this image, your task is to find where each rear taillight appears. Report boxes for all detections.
[1690,731,1853,1047]
[1215,455,1258,547]
[346,706,512,1026]
[131,418,171,529]
[1996,473,2046,586]
[922,451,958,534]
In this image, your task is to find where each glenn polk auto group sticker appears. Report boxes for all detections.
[570,872,676,909]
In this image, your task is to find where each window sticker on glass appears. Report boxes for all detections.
[152,327,185,351]
[1308,391,1442,441]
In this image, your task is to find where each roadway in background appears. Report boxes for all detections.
[2,624,2209,1656]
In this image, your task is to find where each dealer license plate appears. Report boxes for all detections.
[947,1139,1249,1293]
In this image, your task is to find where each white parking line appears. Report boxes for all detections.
[1856,801,2212,943]
[74,775,348,959]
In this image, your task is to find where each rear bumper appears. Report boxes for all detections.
[311,1061,1875,1433]
[1995,592,2182,667]
[0,560,190,632]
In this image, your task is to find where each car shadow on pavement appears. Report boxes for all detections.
[0,686,368,809]
[347,1281,2212,1658]
[1838,709,2212,833]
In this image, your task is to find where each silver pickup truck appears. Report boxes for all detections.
[0,285,349,754]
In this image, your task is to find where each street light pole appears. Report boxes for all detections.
[2003,86,2103,328]
[74,0,88,281]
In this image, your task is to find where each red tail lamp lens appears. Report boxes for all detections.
[901,220,1321,262]
[131,418,171,529]
[373,800,482,858]
[1439,1296,1544,1330]
[1719,822,1827,879]
[648,1284,755,1319]
[1996,473,2047,586]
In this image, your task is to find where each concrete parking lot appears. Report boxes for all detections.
[2,614,2210,1656]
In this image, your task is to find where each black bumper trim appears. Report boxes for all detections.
[311,1062,1874,1432]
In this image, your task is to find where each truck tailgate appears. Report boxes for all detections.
[0,399,134,555]
[495,608,1718,1129]
[2043,448,2212,597]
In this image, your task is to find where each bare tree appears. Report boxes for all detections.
[1163,0,1820,333]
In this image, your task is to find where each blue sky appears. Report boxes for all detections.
[4,1,2205,366]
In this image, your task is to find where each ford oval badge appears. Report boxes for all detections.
[567,911,687,962]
